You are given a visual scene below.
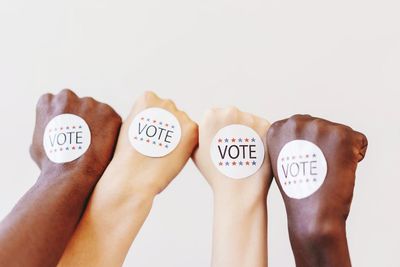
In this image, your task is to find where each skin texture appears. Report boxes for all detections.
[0,89,122,267]
[58,91,198,267]
[193,107,272,267]
[267,114,368,267]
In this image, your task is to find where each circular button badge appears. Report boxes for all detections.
[277,140,328,199]
[128,107,181,157]
[43,114,91,163]
[210,124,265,179]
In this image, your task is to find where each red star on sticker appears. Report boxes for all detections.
[246,161,250,165]
[231,138,236,142]
[165,123,169,127]
[141,117,144,120]
[244,138,249,142]
[153,120,156,123]
[232,161,236,166]
[218,138,222,143]
[219,162,223,166]
[146,139,150,143]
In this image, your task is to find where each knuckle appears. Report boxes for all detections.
[37,93,53,105]
[203,108,215,117]
[55,89,78,104]
[162,99,177,109]
[143,91,158,100]
[36,93,53,111]
[58,88,76,97]
[82,96,96,103]
[225,106,239,115]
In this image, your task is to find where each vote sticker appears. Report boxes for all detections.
[43,114,91,163]
[210,124,265,179]
[128,107,181,157]
[277,140,328,199]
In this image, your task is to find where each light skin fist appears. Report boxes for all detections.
[193,107,272,267]
[193,107,272,198]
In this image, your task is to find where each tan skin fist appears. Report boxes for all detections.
[29,89,122,179]
[111,91,198,196]
[193,107,272,199]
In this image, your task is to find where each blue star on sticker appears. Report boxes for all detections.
[238,138,243,142]
[239,161,243,166]
[225,162,229,166]
[252,161,256,166]
[147,118,150,122]
[224,138,229,143]
[251,137,256,142]
[159,121,162,125]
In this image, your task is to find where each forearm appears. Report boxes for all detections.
[289,218,350,267]
[0,168,97,267]
[211,192,268,267]
[58,161,155,267]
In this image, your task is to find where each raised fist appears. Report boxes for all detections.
[267,114,368,267]
[111,91,198,196]
[0,89,122,267]
[193,107,272,198]
[193,107,272,267]
[30,89,122,179]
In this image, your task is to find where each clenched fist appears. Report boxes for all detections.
[193,107,272,267]
[30,89,121,177]
[194,107,272,198]
[58,91,198,267]
[111,91,199,195]
[267,114,368,267]
[0,89,121,267]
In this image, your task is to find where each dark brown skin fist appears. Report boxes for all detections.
[30,89,121,177]
[267,114,368,267]
[0,89,121,267]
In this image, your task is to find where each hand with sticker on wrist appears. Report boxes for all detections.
[267,114,368,267]
[58,91,198,267]
[0,89,122,267]
[193,107,272,267]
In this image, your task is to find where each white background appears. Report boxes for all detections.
[0,1,399,266]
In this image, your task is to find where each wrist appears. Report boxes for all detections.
[96,157,159,203]
[292,219,345,242]
[288,216,349,266]
[213,188,267,216]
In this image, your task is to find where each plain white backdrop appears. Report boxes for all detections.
[0,0,399,266]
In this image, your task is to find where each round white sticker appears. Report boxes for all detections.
[277,140,328,199]
[43,114,91,163]
[210,124,265,179]
[128,107,181,157]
